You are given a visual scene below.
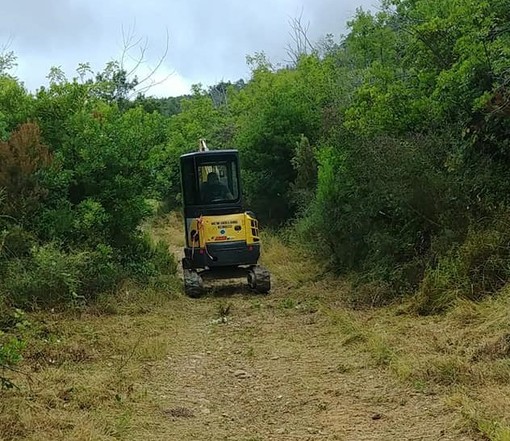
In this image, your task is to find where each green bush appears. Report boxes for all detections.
[150,239,178,276]
[0,306,29,389]
[78,244,122,295]
[0,226,36,258]
[0,332,25,389]
[120,232,177,283]
[1,244,84,307]
[1,243,124,308]
[414,219,510,315]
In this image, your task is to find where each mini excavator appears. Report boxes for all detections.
[179,140,271,297]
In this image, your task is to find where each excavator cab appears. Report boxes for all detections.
[180,147,271,297]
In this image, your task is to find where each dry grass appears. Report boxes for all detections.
[147,211,185,249]
[259,233,321,287]
[0,283,188,441]
[447,390,510,441]
[2,216,510,440]
[343,296,510,439]
[308,268,510,440]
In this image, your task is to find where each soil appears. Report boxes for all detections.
[130,215,475,440]
[126,286,473,441]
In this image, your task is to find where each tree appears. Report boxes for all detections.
[0,123,52,220]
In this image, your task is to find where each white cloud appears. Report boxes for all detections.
[131,65,194,98]
[2,0,376,97]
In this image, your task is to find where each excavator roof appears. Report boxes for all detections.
[180,149,239,159]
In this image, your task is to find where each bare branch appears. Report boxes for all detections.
[128,28,171,98]
[120,21,144,70]
[285,9,315,66]
[0,36,17,75]
[115,26,173,98]
[125,37,149,78]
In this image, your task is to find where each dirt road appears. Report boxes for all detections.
[134,215,476,440]
[125,288,471,441]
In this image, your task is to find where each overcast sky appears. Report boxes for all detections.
[1,0,376,97]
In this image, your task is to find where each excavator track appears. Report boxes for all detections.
[183,269,204,298]
[247,265,271,294]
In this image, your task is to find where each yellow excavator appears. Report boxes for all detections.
[179,140,271,297]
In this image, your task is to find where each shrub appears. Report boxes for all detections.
[78,244,122,295]
[120,232,177,283]
[0,332,25,389]
[150,239,178,276]
[0,122,52,220]
[0,307,29,389]
[0,226,36,259]
[1,244,83,308]
[1,243,124,308]
[1,233,177,309]
[413,218,510,315]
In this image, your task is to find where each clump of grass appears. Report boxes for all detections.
[472,333,510,362]
[326,309,366,346]
[146,212,185,249]
[412,224,510,315]
[411,257,462,315]
[345,278,395,309]
[260,233,324,289]
[366,333,398,367]
[447,392,510,441]
[279,298,297,310]
[89,279,180,316]
[216,302,232,320]
[416,356,474,385]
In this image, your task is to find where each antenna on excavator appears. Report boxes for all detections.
[198,138,209,152]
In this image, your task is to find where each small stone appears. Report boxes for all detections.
[234,369,251,378]
[165,407,195,418]
[371,413,382,420]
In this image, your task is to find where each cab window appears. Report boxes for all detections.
[198,160,239,204]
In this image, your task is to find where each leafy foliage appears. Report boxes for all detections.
[0,63,177,310]
[1,0,510,315]
[0,307,28,389]
[298,0,510,308]
[0,123,52,220]
[126,0,510,311]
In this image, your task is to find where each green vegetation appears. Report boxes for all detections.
[0,73,177,308]
[157,0,510,312]
[0,217,508,440]
[1,0,510,434]
[159,2,509,312]
[0,62,178,385]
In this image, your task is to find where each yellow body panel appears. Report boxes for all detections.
[186,212,260,248]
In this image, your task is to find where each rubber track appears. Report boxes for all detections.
[183,269,204,298]
[250,265,271,294]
